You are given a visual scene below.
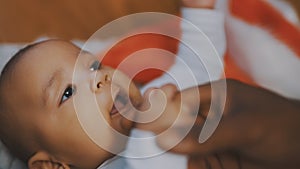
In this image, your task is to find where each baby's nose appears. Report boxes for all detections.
[92,72,111,92]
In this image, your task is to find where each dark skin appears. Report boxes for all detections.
[137,79,300,169]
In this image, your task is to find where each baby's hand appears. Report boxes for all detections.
[135,84,200,134]
[181,0,216,9]
[135,84,181,133]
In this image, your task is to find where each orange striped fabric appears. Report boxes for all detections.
[224,0,300,85]
[99,19,181,84]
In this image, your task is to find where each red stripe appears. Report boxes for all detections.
[230,0,300,59]
[224,51,257,86]
[99,19,181,84]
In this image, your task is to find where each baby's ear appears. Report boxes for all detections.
[28,151,70,169]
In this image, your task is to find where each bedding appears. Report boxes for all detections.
[0,140,27,169]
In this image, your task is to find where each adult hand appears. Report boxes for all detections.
[156,79,300,169]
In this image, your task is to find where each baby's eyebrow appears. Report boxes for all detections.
[42,68,62,107]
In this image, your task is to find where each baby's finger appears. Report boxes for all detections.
[137,88,168,123]
[139,87,156,111]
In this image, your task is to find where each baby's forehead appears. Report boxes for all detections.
[18,40,80,68]
[10,40,81,84]
[2,41,81,104]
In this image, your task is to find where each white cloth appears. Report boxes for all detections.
[0,141,27,169]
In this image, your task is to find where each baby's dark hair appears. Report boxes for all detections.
[1,43,39,82]
[0,42,40,163]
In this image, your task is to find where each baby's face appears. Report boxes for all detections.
[4,40,142,168]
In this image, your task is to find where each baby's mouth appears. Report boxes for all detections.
[110,91,129,117]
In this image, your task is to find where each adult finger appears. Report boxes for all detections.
[157,111,261,155]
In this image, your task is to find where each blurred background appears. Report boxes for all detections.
[0,0,181,42]
[1,0,299,43]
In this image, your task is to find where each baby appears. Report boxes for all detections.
[0,39,146,168]
[0,0,225,169]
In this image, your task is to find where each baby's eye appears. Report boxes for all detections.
[60,85,76,104]
[89,60,101,71]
